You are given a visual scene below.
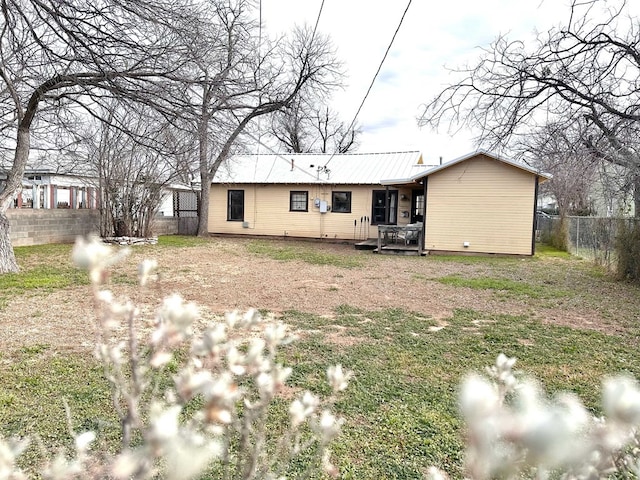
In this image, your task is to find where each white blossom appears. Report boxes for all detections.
[149,404,181,443]
[72,236,113,271]
[256,372,275,397]
[111,450,143,479]
[290,391,319,427]
[264,322,288,347]
[0,437,29,480]
[247,338,265,366]
[426,466,448,480]
[72,236,129,284]
[175,369,214,400]
[74,431,96,453]
[150,351,173,368]
[316,410,344,444]
[273,364,292,387]
[603,376,640,425]
[192,324,227,356]
[226,346,246,375]
[208,372,237,398]
[459,374,500,421]
[327,364,352,393]
[154,294,199,347]
[138,259,158,286]
[242,308,261,327]
[487,353,517,390]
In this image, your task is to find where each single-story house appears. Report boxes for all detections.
[208,150,551,255]
[3,168,100,210]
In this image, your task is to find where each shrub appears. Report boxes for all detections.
[548,215,570,252]
[0,237,351,479]
[615,219,640,282]
[429,354,640,479]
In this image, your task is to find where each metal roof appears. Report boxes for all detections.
[212,151,432,185]
[381,149,552,185]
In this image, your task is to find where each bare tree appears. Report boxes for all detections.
[270,96,360,153]
[419,0,640,216]
[83,104,188,238]
[524,122,598,216]
[0,0,194,272]
[175,0,341,236]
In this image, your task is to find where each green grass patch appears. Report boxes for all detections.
[535,243,573,259]
[0,265,88,290]
[0,350,119,473]
[246,240,364,268]
[1,304,639,478]
[13,243,74,260]
[0,244,88,308]
[276,307,640,478]
[425,253,523,266]
[435,274,567,299]
[156,235,212,247]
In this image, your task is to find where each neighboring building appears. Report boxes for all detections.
[590,161,635,217]
[4,168,99,210]
[536,159,635,218]
[208,150,551,255]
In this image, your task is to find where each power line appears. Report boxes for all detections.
[245,132,326,182]
[324,0,413,168]
[311,0,325,42]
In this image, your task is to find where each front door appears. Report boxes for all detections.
[411,189,424,224]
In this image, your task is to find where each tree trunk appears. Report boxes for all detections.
[634,173,640,219]
[197,172,211,237]
[0,125,32,274]
[0,213,19,273]
[196,109,211,237]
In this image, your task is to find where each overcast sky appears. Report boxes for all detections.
[259,0,589,164]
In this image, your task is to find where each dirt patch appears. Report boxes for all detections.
[325,326,370,347]
[0,237,634,353]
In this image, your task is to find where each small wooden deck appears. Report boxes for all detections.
[377,244,423,255]
[355,224,424,256]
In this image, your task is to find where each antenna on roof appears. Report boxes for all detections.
[316,165,330,180]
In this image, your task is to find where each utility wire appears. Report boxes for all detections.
[245,132,326,182]
[311,0,325,43]
[324,0,413,168]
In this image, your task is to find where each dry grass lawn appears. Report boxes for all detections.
[1,236,638,355]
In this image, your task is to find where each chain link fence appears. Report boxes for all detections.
[537,215,638,269]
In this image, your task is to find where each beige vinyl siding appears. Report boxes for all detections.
[208,184,387,240]
[424,155,535,255]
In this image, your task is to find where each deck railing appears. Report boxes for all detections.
[377,223,423,254]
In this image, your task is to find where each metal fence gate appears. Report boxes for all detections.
[173,191,199,235]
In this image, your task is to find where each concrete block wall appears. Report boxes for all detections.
[6,210,180,246]
[151,216,179,236]
[7,209,101,246]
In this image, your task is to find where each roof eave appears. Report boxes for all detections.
[380,177,418,186]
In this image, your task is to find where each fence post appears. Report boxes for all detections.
[575,216,579,255]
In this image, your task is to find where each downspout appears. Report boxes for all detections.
[421,178,428,252]
[531,176,540,256]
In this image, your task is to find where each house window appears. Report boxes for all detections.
[332,191,351,213]
[290,191,308,212]
[227,189,244,221]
